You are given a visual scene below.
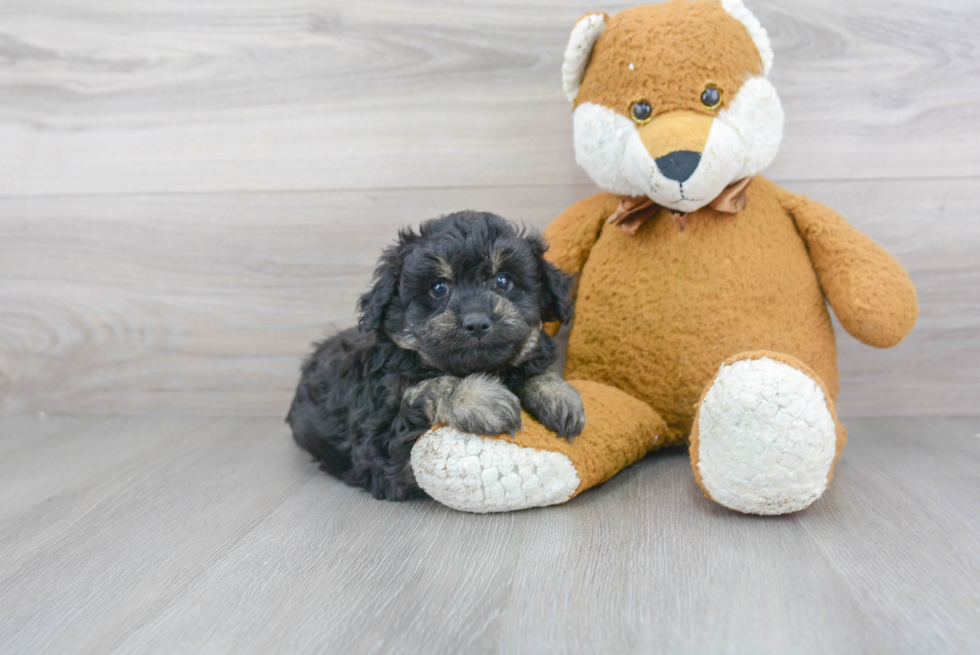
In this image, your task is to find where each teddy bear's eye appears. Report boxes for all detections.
[701,85,722,110]
[630,100,653,124]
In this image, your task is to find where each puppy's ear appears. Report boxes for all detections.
[528,233,574,324]
[357,229,417,333]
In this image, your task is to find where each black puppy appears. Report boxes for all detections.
[287,211,585,500]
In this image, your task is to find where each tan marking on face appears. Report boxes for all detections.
[429,310,458,338]
[434,257,454,282]
[638,110,714,160]
[390,329,420,351]
[490,247,506,275]
[512,323,542,365]
[492,295,522,324]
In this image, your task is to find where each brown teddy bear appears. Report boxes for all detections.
[408,0,918,515]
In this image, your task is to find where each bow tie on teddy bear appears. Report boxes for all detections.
[607,176,754,235]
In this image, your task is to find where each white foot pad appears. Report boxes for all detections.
[695,357,837,515]
[410,427,581,513]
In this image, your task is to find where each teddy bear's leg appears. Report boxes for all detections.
[690,351,847,515]
[410,380,667,513]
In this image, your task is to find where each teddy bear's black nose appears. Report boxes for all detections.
[656,150,701,182]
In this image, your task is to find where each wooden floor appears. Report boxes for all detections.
[1,415,978,654]
[2,0,979,418]
[2,1,979,653]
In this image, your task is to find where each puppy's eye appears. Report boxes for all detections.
[429,281,451,299]
[701,85,722,110]
[493,273,514,292]
[630,100,653,124]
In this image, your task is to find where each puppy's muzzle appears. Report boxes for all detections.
[461,312,492,340]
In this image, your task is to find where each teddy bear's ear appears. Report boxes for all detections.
[719,0,774,75]
[561,12,607,102]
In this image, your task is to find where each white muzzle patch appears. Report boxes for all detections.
[572,77,784,212]
[623,119,746,213]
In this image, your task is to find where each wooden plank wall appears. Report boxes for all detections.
[1,0,978,417]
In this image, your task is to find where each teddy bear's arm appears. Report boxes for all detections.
[782,191,918,348]
[544,191,621,273]
[542,192,621,336]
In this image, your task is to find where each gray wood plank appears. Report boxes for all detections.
[0,184,590,416]
[800,418,980,654]
[0,414,88,458]
[494,457,890,655]
[1,179,976,418]
[115,457,890,655]
[0,416,314,655]
[1,0,978,196]
[1,416,977,654]
[0,416,210,565]
[115,479,531,655]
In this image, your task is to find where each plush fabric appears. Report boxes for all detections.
[555,177,843,439]
[781,192,919,348]
[504,380,667,496]
[689,350,848,514]
[562,13,608,102]
[413,380,667,513]
[574,2,764,117]
[568,1,785,213]
[409,0,917,515]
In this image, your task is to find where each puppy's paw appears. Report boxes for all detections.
[521,373,585,440]
[445,374,523,437]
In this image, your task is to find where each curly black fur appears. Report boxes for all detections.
[287,211,576,501]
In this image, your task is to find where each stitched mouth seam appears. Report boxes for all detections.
[677,183,703,204]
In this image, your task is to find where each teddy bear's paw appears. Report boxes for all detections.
[410,427,580,513]
[694,357,838,515]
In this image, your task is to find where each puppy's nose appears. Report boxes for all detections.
[461,313,492,339]
[655,150,701,182]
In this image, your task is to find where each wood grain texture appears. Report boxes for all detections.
[1,0,977,416]
[0,416,316,654]
[1,179,977,417]
[0,185,587,416]
[1,415,978,653]
[0,0,978,196]
[1,2,976,652]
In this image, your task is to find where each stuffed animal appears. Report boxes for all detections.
[408,0,918,514]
